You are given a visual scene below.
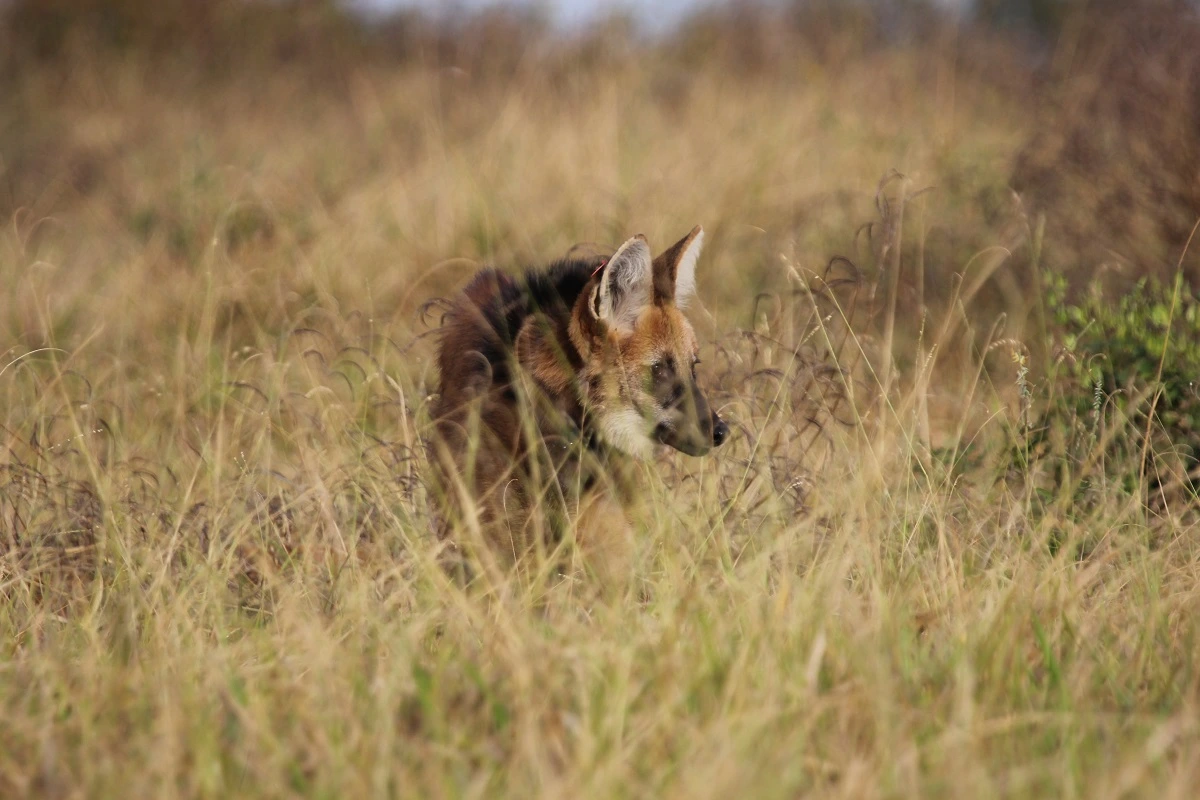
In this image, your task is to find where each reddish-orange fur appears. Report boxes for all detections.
[429,227,727,574]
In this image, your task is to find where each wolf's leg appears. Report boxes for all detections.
[572,491,636,589]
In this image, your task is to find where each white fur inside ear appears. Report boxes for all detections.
[597,236,653,331]
[674,228,704,309]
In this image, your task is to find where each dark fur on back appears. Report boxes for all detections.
[438,257,601,410]
[429,254,615,556]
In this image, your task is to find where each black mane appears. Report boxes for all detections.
[503,257,598,337]
[450,256,604,392]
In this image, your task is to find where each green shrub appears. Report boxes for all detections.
[1049,273,1199,436]
[1036,271,1200,498]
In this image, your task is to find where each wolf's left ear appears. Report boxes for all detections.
[652,225,704,309]
[592,234,653,332]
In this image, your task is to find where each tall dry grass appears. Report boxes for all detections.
[2,1,1199,797]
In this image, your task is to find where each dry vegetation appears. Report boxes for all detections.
[2,0,1199,797]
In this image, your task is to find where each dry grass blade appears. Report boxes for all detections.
[2,1,1200,797]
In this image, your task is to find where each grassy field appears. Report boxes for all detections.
[2,2,1199,797]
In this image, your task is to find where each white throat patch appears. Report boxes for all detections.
[598,407,656,459]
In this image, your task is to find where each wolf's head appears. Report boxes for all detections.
[568,226,729,459]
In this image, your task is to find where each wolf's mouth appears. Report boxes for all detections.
[653,421,712,457]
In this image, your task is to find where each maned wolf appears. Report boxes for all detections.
[429,226,728,574]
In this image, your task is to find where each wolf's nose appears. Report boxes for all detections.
[711,415,729,447]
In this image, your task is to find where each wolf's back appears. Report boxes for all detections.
[428,258,603,548]
[434,258,600,419]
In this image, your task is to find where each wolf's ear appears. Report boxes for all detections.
[652,225,704,309]
[592,234,653,332]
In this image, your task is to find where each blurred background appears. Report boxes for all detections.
[6,6,1200,794]
[2,0,1198,370]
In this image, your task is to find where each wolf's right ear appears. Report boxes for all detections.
[652,225,704,309]
[591,234,653,332]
